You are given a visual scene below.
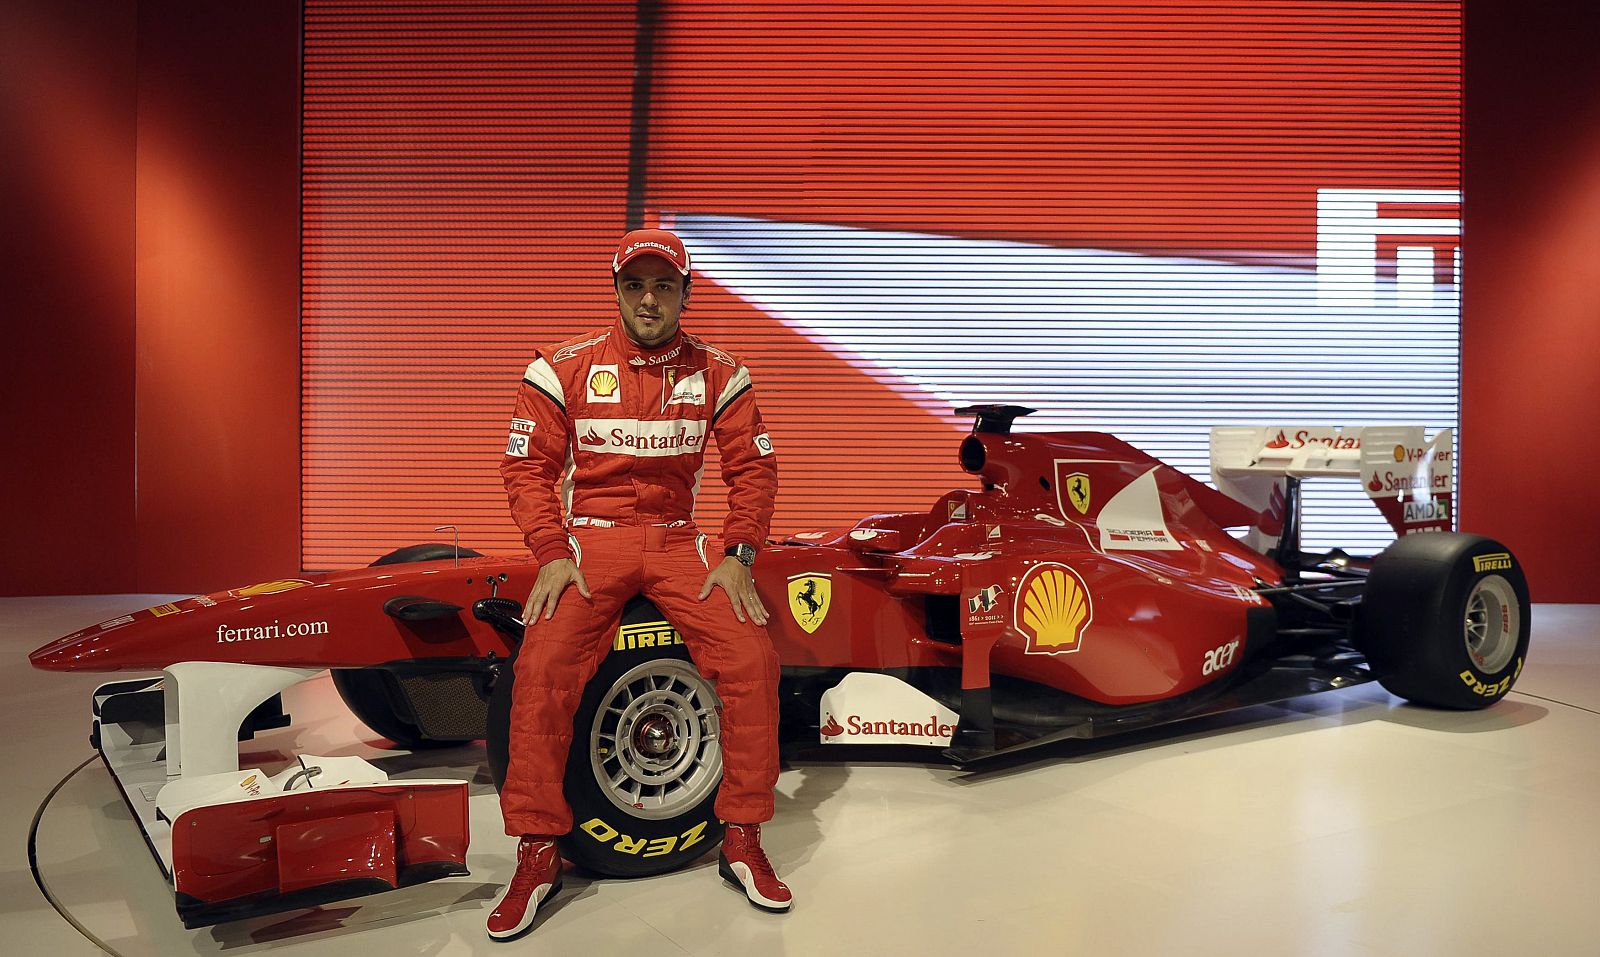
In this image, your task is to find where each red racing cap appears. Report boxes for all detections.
[612,228,691,276]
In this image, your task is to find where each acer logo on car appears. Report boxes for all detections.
[1202,639,1240,676]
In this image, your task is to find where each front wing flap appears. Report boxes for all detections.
[89,676,471,929]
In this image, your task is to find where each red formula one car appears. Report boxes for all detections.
[31,406,1531,926]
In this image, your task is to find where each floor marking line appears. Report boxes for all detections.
[29,754,122,956]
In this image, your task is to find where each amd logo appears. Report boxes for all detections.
[1316,189,1460,308]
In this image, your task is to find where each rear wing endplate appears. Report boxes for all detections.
[1210,425,1455,551]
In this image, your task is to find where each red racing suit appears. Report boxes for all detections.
[497,320,781,835]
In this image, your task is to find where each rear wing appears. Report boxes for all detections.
[1210,426,1455,552]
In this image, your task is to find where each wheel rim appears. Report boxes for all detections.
[1463,574,1519,674]
[588,658,722,820]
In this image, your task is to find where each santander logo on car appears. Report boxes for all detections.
[1265,428,1362,451]
[817,672,961,746]
[822,713,958,740]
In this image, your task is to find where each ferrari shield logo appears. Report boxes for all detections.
[788,573,832,634]
[1061,471,1091,515]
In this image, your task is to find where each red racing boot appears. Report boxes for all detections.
[486,836,563,941]
[718,823,792,912]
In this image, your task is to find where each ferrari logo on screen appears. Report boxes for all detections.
[788,573,832,634]
[1015,562,1093,655]
[1062,472,1091,515]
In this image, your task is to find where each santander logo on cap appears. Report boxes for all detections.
[612,228,691,275]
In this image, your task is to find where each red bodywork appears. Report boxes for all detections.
[33,427,1283,706]
[170,785,468,914]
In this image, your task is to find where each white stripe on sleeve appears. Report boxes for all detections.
[714,365,753,418]
[523,357,565,411]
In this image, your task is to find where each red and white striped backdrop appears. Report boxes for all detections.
[303,1,1460,568]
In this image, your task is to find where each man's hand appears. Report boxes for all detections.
[522,558,591,622]
[698,557,769,625]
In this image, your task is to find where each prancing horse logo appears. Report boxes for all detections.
[787,573,832,635]
[1063,471,1091,515]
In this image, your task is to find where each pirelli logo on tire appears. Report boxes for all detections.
[1472,552,1514,573]
[613,621,683,652]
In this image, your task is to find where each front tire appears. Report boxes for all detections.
[329,668,444,750]
[330,542,488,749]
[1358,533,1531,709]
[369,542,482,566]
[488,596,725,877]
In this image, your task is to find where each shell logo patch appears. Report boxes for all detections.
[1015,562,1093,655]
[235,579,313,597]
[586,364,621,403]
[788,573,831,634]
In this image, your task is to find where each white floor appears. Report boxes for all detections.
[4,597,1599,956]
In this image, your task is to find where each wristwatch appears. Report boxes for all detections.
[725,543,757,567]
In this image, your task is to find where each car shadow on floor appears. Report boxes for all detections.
[939,685,1551,787]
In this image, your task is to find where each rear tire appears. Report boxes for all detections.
[1357,533,1531,709]
[329,542,488,748]
[488,596,725,877]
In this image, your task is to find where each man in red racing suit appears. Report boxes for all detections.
[486,229,791,942]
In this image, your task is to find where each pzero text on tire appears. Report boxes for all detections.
[488,596,725,877]
[1358,532,1531,710]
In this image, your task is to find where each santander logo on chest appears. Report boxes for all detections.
[576,418,707,457]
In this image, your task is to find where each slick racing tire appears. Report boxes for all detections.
[330,668,450,750]
[488,596,725,878]
[1357,532,1531,710]
[330,542,488,749]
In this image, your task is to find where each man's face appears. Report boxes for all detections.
[614,256,686,348]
